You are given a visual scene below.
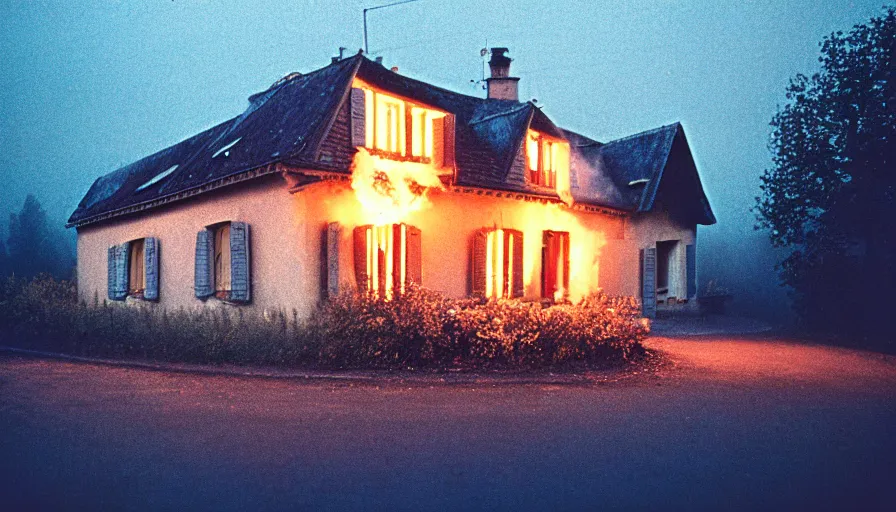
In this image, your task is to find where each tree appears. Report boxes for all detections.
[6,194,73,280]
[756,7,895,338]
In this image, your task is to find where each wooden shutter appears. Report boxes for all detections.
[686,243,696,298]
[353,225,371,293]
[471,229,488,297]
[508,229,524,298]
[406,225,422,285]
[112,242,130,301]
[323,222,341,299]
[107,246,117,301]
[542,231,556,298]
[443,114,456,169]
[350,88,366,148]
[432,116,445,167]
[642,247,657,318]
[229,222,251,302]
[144,237,160,301]
[194,229,214,298]
[561,232,570,294]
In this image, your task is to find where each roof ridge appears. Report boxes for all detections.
[469,103,532,125]
[601,122,681,146]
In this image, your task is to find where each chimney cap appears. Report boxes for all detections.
[489,47,512,66]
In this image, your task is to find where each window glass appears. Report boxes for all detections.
[214,223,232,292]
[128,238,145,294]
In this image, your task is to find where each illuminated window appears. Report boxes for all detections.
[354,223,421,298]
[527,130,569,189]
[360,87,446,161]
[128,238,145,294]
[473,228,523,299]
[542,230,570,299]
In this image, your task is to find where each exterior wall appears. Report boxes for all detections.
[627,209,697,304]
[77,175,319,318]
[77,174,679,319]
[300,180,631,302]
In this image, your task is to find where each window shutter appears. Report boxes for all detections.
[443,114,456,169]
[510,230,524,298]
[107,246,117,301]
[194,229,214,298]
[542,231,556,298]
[642,247,657,318]
[112,242,130,300]
[406,225,422,285]
[432,116,445,166]
[561,233,570,293]
[471,229,488,297]
[325,222,341,299]
[229,222,250,302]
[353,225,371,293]
[350,87,366,148]
[144,237,160,301]
[686,243,696,298]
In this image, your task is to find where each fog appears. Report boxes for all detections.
[0,1,882,322]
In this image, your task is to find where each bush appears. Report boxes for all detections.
[0,277,647,370]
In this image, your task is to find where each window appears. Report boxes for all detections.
[351,83,452,166]
[214,223,232,294]
[354,223,422,298]
[194,222,250,302]
[526,130,570,189]
[472,228,524,299]
[128,238,145,294]
[542,231,570,299]
[107,237,159,301]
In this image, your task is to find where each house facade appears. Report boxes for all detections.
[68,49,715,319]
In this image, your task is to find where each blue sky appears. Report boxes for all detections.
[0,0,884,315]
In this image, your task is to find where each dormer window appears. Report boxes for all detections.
[350,81,454,167]
[526,130,569,189]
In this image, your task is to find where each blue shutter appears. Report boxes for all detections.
[112,242,130,300]
[229,222,250,302]
[326,222,341,299]
[107,246,117,300]
[194,229,214,298]
[144,237,160,301]
[641,247,656,318]
[350,88,366,148]
[686,243,696,299]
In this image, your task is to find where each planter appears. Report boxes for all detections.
[697,294,732,315]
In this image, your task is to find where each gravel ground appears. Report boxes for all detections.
[1,334,894,511]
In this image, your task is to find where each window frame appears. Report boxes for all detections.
[212,222,233,298]
[542,230,570,300]
[127,238,146,296]
[359,85,447,164]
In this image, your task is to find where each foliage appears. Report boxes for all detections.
[4,194,75,280]
[0,277,647,370]
[755,7,895,338]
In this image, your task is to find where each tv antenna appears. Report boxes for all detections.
[363,0,425,54]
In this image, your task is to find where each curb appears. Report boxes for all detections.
[0,345,641,387]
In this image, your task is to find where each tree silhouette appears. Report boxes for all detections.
[6,194,73,280]
[756,7,895,338]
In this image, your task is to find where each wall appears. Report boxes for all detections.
[76,175,319,317]
[77,174,656,319]
[627,209,697,301]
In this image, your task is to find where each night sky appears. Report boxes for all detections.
[0,0,882,319]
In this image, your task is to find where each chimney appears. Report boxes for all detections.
[485,47,520,101]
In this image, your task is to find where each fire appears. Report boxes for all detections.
[350,147,444,225]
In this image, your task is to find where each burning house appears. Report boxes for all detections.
[67,49,715,319]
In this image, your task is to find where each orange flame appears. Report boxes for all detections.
[350,147,444,225]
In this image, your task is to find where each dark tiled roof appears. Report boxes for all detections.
[68,56,360,226]
[569,123,715,224]
[70,54,714,227]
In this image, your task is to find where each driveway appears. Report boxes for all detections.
[1,335,894,511]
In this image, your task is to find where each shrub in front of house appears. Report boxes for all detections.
[0,276,647,370]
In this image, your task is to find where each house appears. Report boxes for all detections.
[67,48,715,319]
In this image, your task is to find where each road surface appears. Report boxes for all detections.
[1,335,894,511]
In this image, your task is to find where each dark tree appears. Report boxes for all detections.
[756,7,895,338]
[6,194,73,280]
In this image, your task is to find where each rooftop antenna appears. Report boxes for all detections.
[363,0,424,54]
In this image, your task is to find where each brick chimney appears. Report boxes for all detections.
[485,47,520,101]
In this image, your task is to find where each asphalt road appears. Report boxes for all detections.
[1,335,894,511]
